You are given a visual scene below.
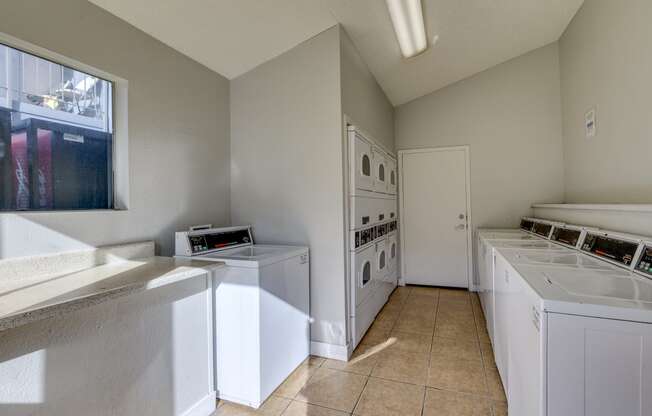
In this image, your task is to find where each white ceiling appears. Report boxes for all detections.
[328,0,584,105]
[90,0,584,105]
[89,0,337,79]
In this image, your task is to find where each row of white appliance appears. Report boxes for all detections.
[175,225,310,409]
[348,125,399,348]
[477,217,652,416]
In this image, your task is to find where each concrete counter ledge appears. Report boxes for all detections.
[0,257,224,331]
[0,241,222,415]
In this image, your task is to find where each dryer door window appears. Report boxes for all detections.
[362,261,371,285]
[361,154,371,177]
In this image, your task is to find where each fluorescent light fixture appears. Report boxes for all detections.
[386,0,428,58]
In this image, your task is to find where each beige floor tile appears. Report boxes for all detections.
[485,368,507,402]
[476,324,491,344]
[422,388,492,416]
[437,298,472,312]
[281,401,349,416]
[492,401,508,416]
[436,312,476,327]
[275,360,322,398]
[479,343,497,369]
[394,313,435,335]
[431,337,481,361]
[373,314,398,331]
[405,293,438,307]
[323,343,384,376]
[388,330,433,354]
[215,395,291,415]
[385,296,407,309]
[376,304,401,324]
[372,348,430,385]
[434,321,478,341]
[295,368,367,412]
[361,323,392,345]
[401,302,437,319]
[353,377,425,416]
[439,289,470,301]
[427,357,488,395]
[389,287,411,302]
[410,286,440,298]
[305,356,326,367]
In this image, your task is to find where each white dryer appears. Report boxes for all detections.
[175,225,309,409]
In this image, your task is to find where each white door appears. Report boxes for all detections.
[399,147,471,287]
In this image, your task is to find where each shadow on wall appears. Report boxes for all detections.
[0,211,221,259]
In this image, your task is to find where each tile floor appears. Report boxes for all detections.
[214,286,508,416]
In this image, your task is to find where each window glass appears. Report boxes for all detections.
[379,164,385,182]
[390,170,395,185]
[391,243,396,258]
[361,154,370,176]
[379,251,386,269]
[0,43,113,211]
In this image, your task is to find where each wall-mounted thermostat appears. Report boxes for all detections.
[585,107,596,138]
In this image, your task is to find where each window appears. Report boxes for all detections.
[0,42,114,211]
[379,251,386,270]
[378,163,385,182]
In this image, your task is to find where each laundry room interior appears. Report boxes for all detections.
[0,1,651,415]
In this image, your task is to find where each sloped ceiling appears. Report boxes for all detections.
[90,0,584,105]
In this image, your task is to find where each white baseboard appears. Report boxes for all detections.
[217,392,262,409]
[310,340,349,361]
[181,391,216,416]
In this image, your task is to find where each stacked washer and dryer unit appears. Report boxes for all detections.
[348,125,399,348]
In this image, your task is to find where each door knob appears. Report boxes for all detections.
[458,213,466,220]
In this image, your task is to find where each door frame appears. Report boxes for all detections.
[397,145,474,289]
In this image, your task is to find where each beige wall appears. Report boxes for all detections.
[559,0,652,203]
[340,27,395,151]
[395,43,565,230]
[230,26,347,346]
[0,0,231,258]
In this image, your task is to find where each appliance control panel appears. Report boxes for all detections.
[581,233,639,267]
[532,222,552,238]
[354,220,398,249]
[188,227,253,254]
[520,218,534,232]
[550,227,581,247]
[636,246,652,276]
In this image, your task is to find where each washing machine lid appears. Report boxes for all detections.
[489,240,569,250]
[512,264,652,322]
[480,232,539,241]
[496,248,627,271]
[196,244,308,268]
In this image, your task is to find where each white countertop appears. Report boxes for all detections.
[0,256,224,331]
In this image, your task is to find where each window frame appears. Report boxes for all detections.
[0,31,129,212]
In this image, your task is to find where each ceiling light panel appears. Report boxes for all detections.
[386,0,428,58]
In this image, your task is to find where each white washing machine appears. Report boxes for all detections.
[175,225,309,409]
[491,229,651,416]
